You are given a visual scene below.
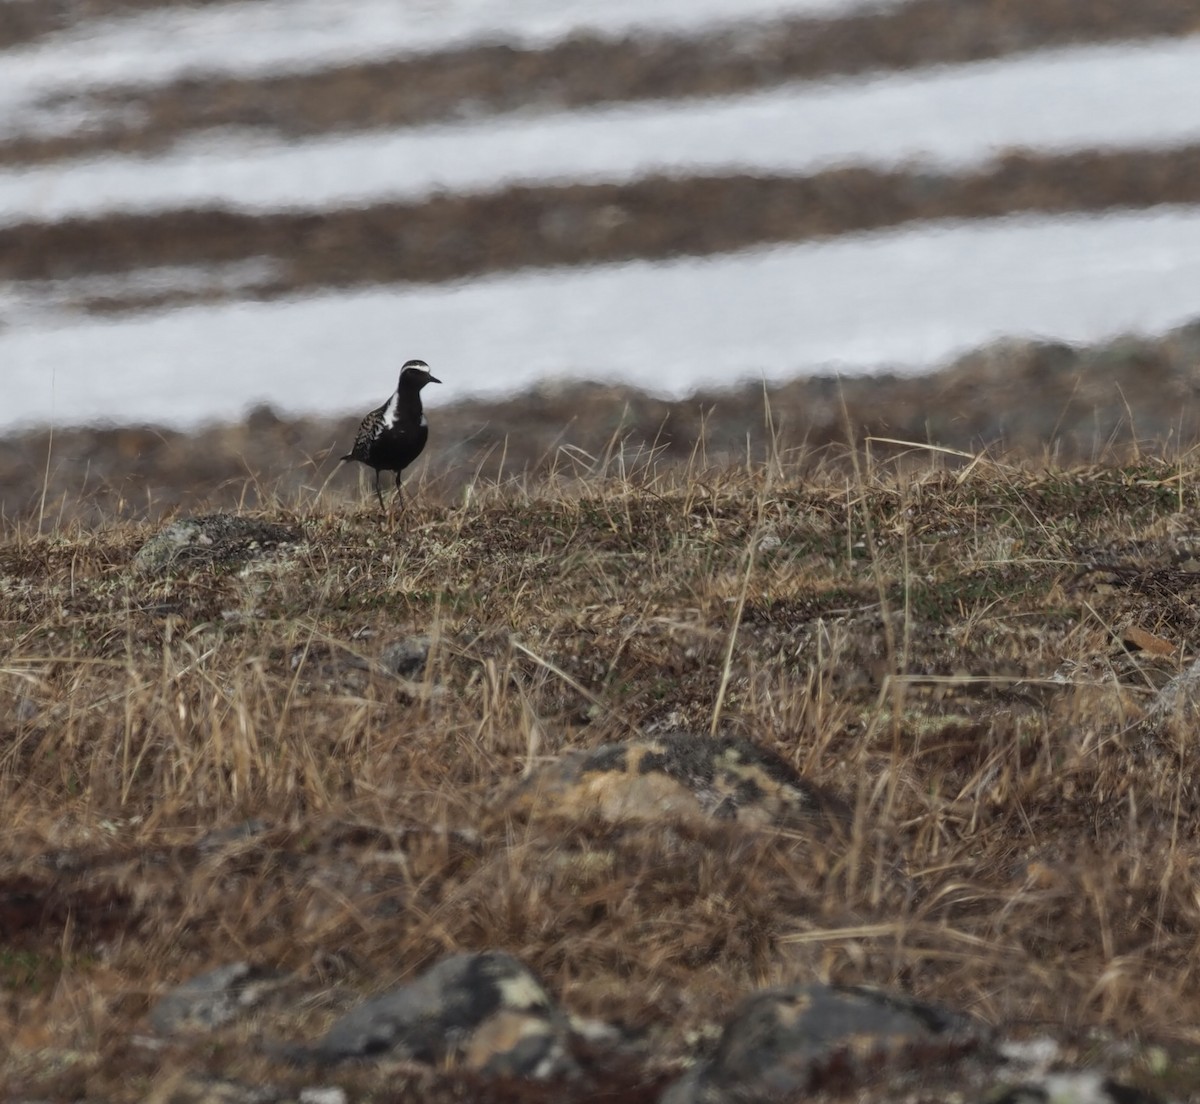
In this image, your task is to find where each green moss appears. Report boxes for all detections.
[0,949,95,992]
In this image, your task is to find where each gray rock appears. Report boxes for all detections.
[149,962,280,1035]
[990,1071,1165,1104]
[133,514,302,576]
[503,731,844,829]
[296,951,574,1078]
[298,1090,348,1104]
[378,635,431,679]
[1148,654,1200,729]
[662,983,987,1103]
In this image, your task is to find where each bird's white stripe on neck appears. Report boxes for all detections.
[420,413,427,428]
[382,392,401,427]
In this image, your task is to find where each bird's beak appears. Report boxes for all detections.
[427,374,442,384]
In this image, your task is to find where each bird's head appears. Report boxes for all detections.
[399,360,442,389]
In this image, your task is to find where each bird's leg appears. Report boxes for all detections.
[394,472,406,511]
[374,469,385,511]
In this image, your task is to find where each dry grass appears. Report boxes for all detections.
[4,437,1200,1100]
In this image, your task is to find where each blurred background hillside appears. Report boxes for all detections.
[2,0,1200,520]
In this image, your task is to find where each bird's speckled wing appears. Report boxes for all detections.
[346,400,389,462]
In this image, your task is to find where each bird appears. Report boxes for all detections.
[341,360,441,509]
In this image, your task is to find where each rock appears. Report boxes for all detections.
[148,962,281,1035]
[298,1090,348,1104]
[378,635,431,679]
[990,1071,1165,1104]
[294,951,574,1078]
[288,636,437,698]
[501,731,842,829]
[133,514,303,576]
[1147,654,1200,729]
[662,983,987,1103]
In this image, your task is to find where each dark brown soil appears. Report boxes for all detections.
[6,146,1200,316]
[4,0,1198,164]
[0,0,225,51]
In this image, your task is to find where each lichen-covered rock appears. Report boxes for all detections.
[662,984,988,1103]
[133,514,303,576]
[990,1072,1165,1104]
[148,962,282,1035]
[292,951,574,1079]
[501,732,842,829]
[378,634,430,679]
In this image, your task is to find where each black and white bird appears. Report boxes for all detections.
[341,360,441,508]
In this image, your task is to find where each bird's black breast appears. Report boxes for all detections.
[365,420,428,473]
